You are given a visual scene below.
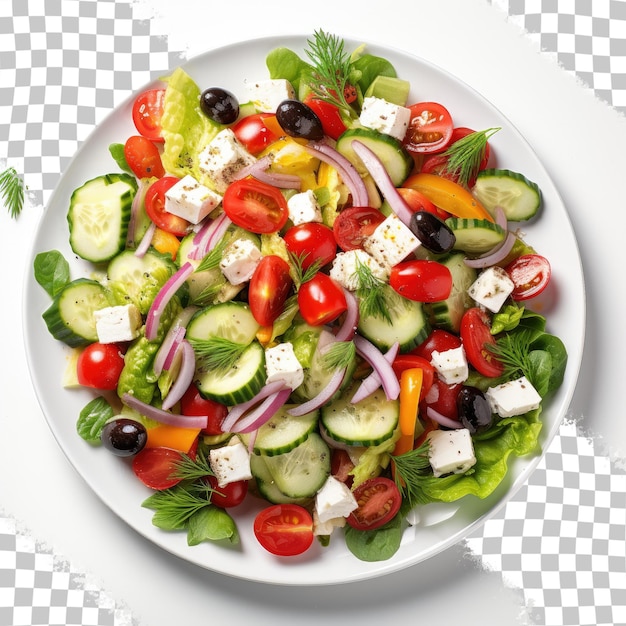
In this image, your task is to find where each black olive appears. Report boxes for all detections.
[456,386,493,434]
[275,99,324,141]
[200,87,240,125]
[101,418,148,457]
[409,210,456,254]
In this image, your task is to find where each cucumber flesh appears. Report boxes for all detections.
[186,301,260,345]
[250,453,312,505]
[252,405,319,456]
[445,217,506,255]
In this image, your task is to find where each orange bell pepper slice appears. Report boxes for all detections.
[151,227,181,261]
[402,173,494,222]
[145,424,201,453]
[393,367,424,457]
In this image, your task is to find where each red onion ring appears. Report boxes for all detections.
[232,387,292,434]
[351,342,400,403]
[464,231,517,269]
[287,366,347,416]
[188,212,232,260]
[134,221,156,258]
[426,406,464,430]
[121,392,208,429]
[221,381,287,432]
[335,289,359,342]
[353,335,400,400]
[161,339,196,411]
[233,154,302,189]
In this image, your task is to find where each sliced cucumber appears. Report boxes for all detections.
[68,173,137,263]
[42,278,111,347]
[186,301,260,345]
[445,217,506,255]
[321,385,399,447]
[426,253,477,333]
[472,168,542,222]
[257,432,330,499]
[336,127,413,186]
[250,453,311,505]
[357,284,430,352]
[252,405,319,456]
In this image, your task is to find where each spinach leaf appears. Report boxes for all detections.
[108,143,134,175]
[344,514,403,562]
[266,47,311,93]
[351,53,397,94]
[76,396,115,444]
[34,250,70,297]
[187,506,239,546]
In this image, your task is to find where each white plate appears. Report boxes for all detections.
[23,35,585,586]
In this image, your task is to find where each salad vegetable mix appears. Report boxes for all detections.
[35,31,567,562]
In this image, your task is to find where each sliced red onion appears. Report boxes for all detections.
[233,154,272,180]
[351,342,400,403]
[233,154,301,189]
[335,288,359,342]
[464,231,517,269]
[152,306,198,378]
[161,339,196,411]
[426,406,463,430]
[220,381,287,433]
[351,140,413,226]
[121,392,208,429]
[134,221,156,258]
[304,142,369,207]
[127,178,150,249]
[188,212,232,261]
[287,366,347,416]
[353,335,400,400]
[232,387,292,434]
[145,262,194,341]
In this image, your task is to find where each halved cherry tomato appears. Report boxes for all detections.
[124,135,165,179]
[505,254,551,301]
[460,307,504,378]
[411,329,462,362]
[297,272,347,326]
[303,95,347,140]
[389,259,453,302]
[283,222,337,269]
[397,187,450,220]
[248,255,293,326]
[206,475,248,508]
[180,383,228,436]
[77,342,125,390]
[253,504,314,556]
[346,477,402,531]
[333,206,385,251]
[420,378,463,419]
[404,102,454,154]
[232,113,281,154]
[145,176,191,237]
[132,88,165,142]
[222,178,289,234]
[392,354,435,401]
[132,446,184,490]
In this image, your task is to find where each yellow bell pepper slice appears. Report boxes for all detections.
[393,367,424,457]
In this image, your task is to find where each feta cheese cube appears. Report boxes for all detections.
[329,249,389,290]
[245,78,296,113]
[363,213,421,271]
[208,437,253,487]
[359,96,412,140]
[427,428,476,478]
[198,129,256,193]
[287,190,323,225]
[312,509,347,536]
[164,174,222,224]
[219,239,262,285]
[430,346,469,385]
[265,342,304,390]
[315,476,358,524]
[486,376,542,417]
[467,266,515,313]
[94,304,142,344]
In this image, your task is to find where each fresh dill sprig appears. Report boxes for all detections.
[391,440,433,508]
[188,336,247,373]
[171,448,214,482]
[304,29,355,115]
[354,259,392,323]
[0,167,25,219]
[194,236,229,273]
[289,250,321,291]
[487,328,536,381]
[143,481,213,530]
[322,340,356,371]
[442,127,500,187]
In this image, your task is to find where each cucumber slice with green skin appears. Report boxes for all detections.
[42,278,111,347]
[258,432,331,499]
[250,453,312,505]
[68,173,137,263]
[336,127,413,186]
[107,248,177,315]
[251,405,319,456]
[194,340,265,405]
[426,253,477,333]
[472,168,542,222]
[445,217,506,255]
[186,301,260,345]
[321,385,399,447]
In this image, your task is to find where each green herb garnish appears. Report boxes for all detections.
[188,336,247,373]
[194,236,229,272]
[0,167,25,219]
[289,251,321,290]
[142,481,214,530]
[391,441,433,508]
[354,259,392,323]
[442,127,500,187]
[488,328,536,382]
[322,340,356,371]
[172,448,214,482]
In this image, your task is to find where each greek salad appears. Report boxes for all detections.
[34,31,567,562]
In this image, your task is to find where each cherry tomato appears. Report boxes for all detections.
[222,178,289,234]
[389,259,453,303]
[391,354,435,401]
[397,187,450,220]
[298,273,347,326]
[333,206,385,251]
[77,342,125,390]
[412,329,462,362]
[180,383,228,436]
[420,378,463,419]
[460,307,504,378]
[330,449,355,488]
[346,477,402,531]
[123,135,165,179]
[132,446,184,490]
[404,102,454,154]
[505,254,551,301]
[206,475,248,508]
[132,88,165,142]
[253,504,314,556]
[248,255,293,326]
[232,113,281,155]
[303,95,347,140]
[283,222,337,270]
[145,176,191,237]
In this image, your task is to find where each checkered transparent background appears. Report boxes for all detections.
[1,1,625,625]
